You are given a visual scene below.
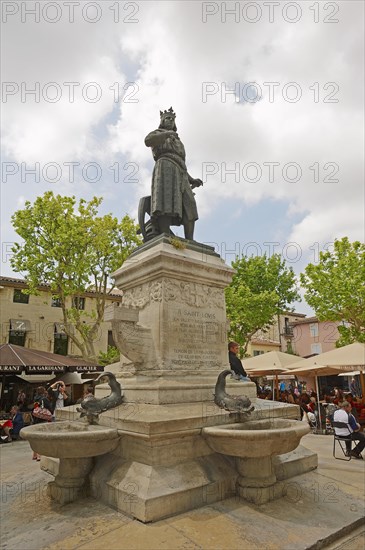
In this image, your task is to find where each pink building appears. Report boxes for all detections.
[290,316,340,358]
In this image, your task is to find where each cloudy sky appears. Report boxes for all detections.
[1,1,364,313]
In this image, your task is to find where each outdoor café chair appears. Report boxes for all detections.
[332,421,352,461]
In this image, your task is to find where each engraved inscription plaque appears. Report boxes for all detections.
[168,306,225,369]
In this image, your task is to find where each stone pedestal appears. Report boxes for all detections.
[45,407,318,521]
[86,400,305,522]
[236,455,278,504]
[47,457,93,505]
[105,236,239,403]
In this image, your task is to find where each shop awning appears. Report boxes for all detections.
[54,322,74,335]
[10,319,31,331]
[26,365,66,374]
[16,373,56,383]
[0,365,23,373]
[52,372,94,385]
[0,343,103,374]
[54,322,66,334]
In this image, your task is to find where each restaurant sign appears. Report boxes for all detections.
[71,365,104,373]
[26,365,66,374]
[0,365,23,373]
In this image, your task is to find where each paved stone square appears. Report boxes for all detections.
[0,433,364,550]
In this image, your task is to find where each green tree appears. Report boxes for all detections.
[300,237,365,346]
[225,254,300,355]
[11,192,142,360]
[98,346,120,367]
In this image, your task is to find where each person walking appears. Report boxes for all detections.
[31,386,53,461]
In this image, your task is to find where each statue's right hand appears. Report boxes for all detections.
[165,130,178,139]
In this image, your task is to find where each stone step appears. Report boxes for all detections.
[273,444,318,481]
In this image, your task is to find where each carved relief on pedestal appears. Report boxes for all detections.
[122,281,162,309]
[105,304,159,371]
[122,278,224,310]
[112,320,158,371]
[107,276,226,374]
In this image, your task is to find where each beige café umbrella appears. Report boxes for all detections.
[313,342,365,397]
[286,362,344,396]
[243,351,301,399]
[338,370,362,377]
[286,345,365,430]
[287,342,365,397]
[311,342,365,365]
[285,362,351,431]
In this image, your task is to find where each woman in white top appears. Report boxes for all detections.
[49,381,68,417]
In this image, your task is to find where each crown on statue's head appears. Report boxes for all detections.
[160,107,176,120]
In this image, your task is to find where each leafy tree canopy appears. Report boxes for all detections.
[225,254,300,355]
[11,191,142,360]
[98,346,120,367]
[300,237,365,346]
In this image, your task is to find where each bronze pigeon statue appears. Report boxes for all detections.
[77,371,123,424]
[214,370,254,414]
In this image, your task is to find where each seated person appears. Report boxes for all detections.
[287,392,295,404]
[333,400,365,459]
[345,393,362,419]
[16,389,27,411]
[299,393,311,410]
[0,417,13,443]
[325,402,338,421]
[279,391,288,402]
[76,386,94,404]
[228,342,250,381]
[10,405,24,439]
[333,388,344,405]
[314,402,327,426]
[299,395,317,425]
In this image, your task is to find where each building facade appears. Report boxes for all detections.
[247,312,307,356]
[0,276,123,357]
[289,316,341,358]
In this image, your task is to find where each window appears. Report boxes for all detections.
[253,350,264,356]
[13,289,29,304]
[51,296,62,308]
[9,319,31,347]
[108,330,116,348]
[309,323,319,337]
[72,297,85,310]
[311,343,322,355]
[9,330,26,346]
[54,333,68,355]
[284,317,293,336]
[54,324,68,355]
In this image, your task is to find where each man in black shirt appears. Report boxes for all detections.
[228,342,250,381]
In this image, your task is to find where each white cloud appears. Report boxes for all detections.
[1,0,364,285]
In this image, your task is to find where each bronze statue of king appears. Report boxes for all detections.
[139,107,203,242]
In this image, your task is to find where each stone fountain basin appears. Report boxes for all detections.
[20,421,120,458]
[202,418,309,458]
